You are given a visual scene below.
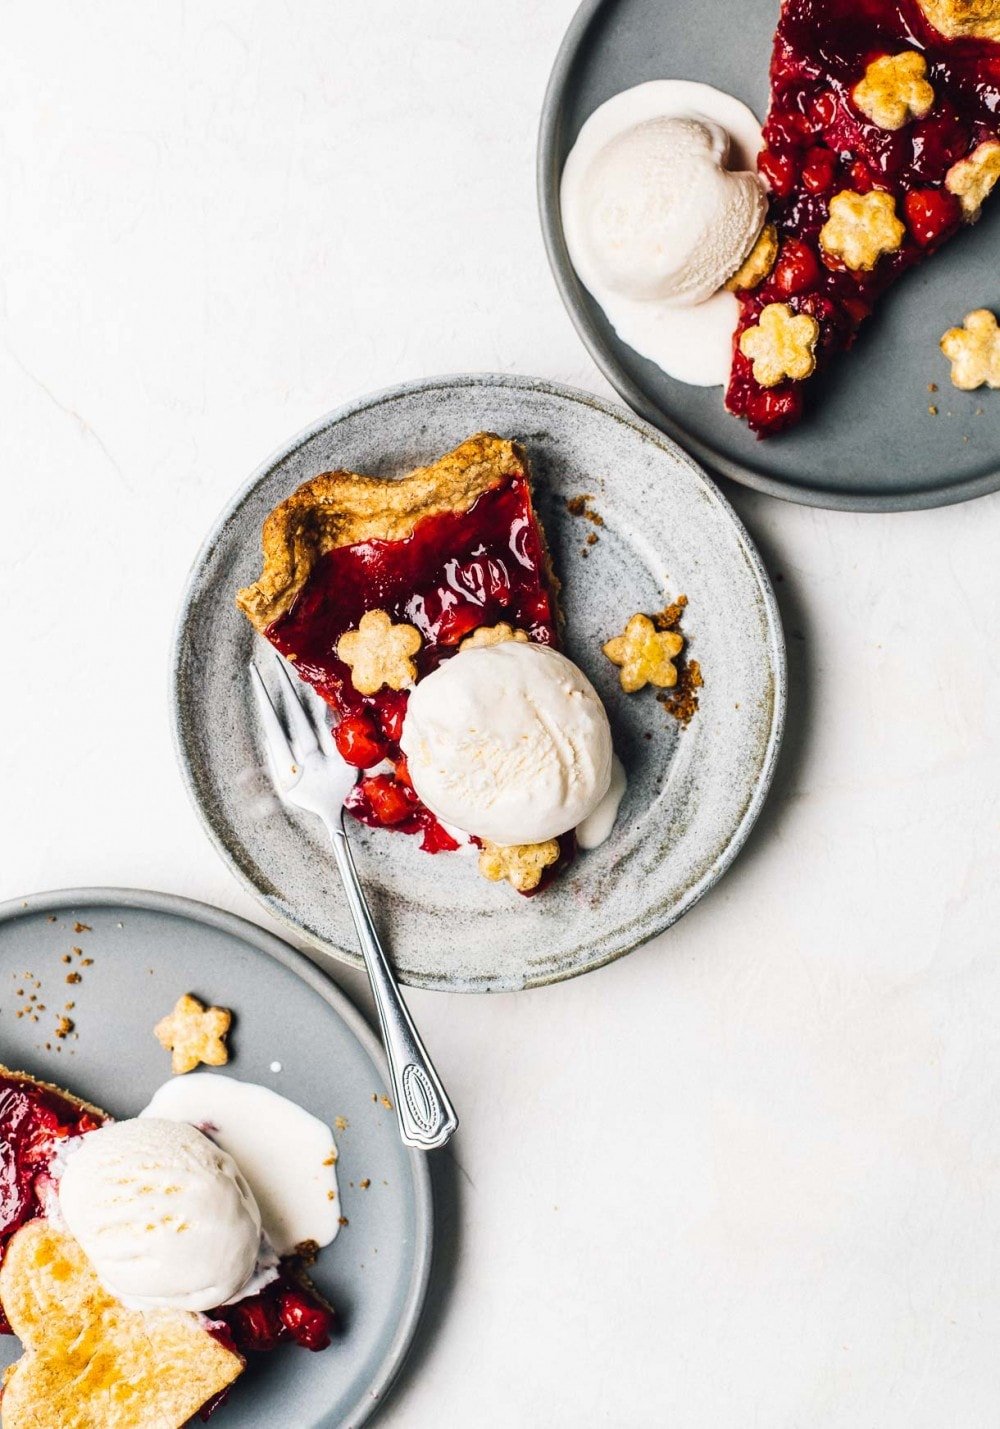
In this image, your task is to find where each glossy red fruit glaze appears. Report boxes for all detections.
[0,1073,106,1334]
[356,773,419,827]
[0,1076,105,1250]
[278,1286,333,1351]
[772,238,822,295]
[334,710,388,769]
[758,146,797,196]
[904,185,962,244]
[214,1270,334,1358]
[746,384,804,434]
[267,469,559,861]
[726,0,1000,436]
[801,145,838,194]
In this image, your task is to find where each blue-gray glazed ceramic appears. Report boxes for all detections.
[538,0,1000,510]
[0,888,432,1429]
[172,374,785,991]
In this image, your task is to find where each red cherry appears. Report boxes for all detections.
[903,186,961,246]
[229,1296,284,1353]
[849,160,874,193]
[772,239,821,296]
[358,774,417,826]
[420,816,461,854]
[435,602,482,646]
[809,90,838,129]
[911,110,971,182]
[377,689,409,745]
[799,291,837,325]
[839,295,873,327]
[765,108,811,149]
[758,147,797,198]
[334,710,388,769]
[278,1287,333,1352]
[746,385,804,435]
[801,145,837,194]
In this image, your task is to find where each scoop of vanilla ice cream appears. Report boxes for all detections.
[58,1118,263,1313]
[574,115,766,305]
[399,641,613,845]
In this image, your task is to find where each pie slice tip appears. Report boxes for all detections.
[726,0,1000,435]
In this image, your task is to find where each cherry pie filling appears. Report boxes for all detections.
[727,0,1000,434]
[265,469,568,876]
[0,1074,333,1368]
[0,1074,105,1331]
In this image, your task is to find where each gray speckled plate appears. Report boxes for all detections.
[0,889,432,1429]
[538,0,1000,511]
[172,374,785,992]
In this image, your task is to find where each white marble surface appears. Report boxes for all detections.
[3,4,1000,1425]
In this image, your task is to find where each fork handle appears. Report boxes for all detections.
[325,816,459,1151]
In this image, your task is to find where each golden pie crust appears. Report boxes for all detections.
[916,0,1000,39]
[478,839,561,892]
[237,433,532,633]
[0,1221,244,1429]
[0,1062,106,1122]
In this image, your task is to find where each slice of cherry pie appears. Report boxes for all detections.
[238,433,574,891]
[726,0,1000,434]
[0,1066,333,1427]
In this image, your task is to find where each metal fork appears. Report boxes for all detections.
[250,654,458,1151]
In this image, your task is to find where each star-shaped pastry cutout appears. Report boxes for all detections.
[602,613,685,694]
[739,302,820,388]
[155,993,232,1075]
[940,309,1000,390]
[819,189,905,271]
[337,609,422,695]
[853,51,934,130]
[946,139,1000,220]
[478,839,560,893]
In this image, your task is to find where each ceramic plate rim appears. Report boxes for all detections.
[536,0,1000,513]
[170,372,786,991]
[0,885,434,1429]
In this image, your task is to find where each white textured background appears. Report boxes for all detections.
[3,4,1000,1426]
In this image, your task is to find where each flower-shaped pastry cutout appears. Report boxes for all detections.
[852,51,934,130]
[916,0,1000,42]
[819,189,906,271]
[155,993,232,1075]
[940,309,1000,390]
[478,838,560,893]
[725,223,778,292]
[337,609,422,694]
[738,302,820,388]
[459,622,530,651]
[946,140,1000,220]
[603,613,685,694]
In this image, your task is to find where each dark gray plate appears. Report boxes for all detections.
[0,889,432,1429]
[538,0,1000,511]
[172,375,785,992]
